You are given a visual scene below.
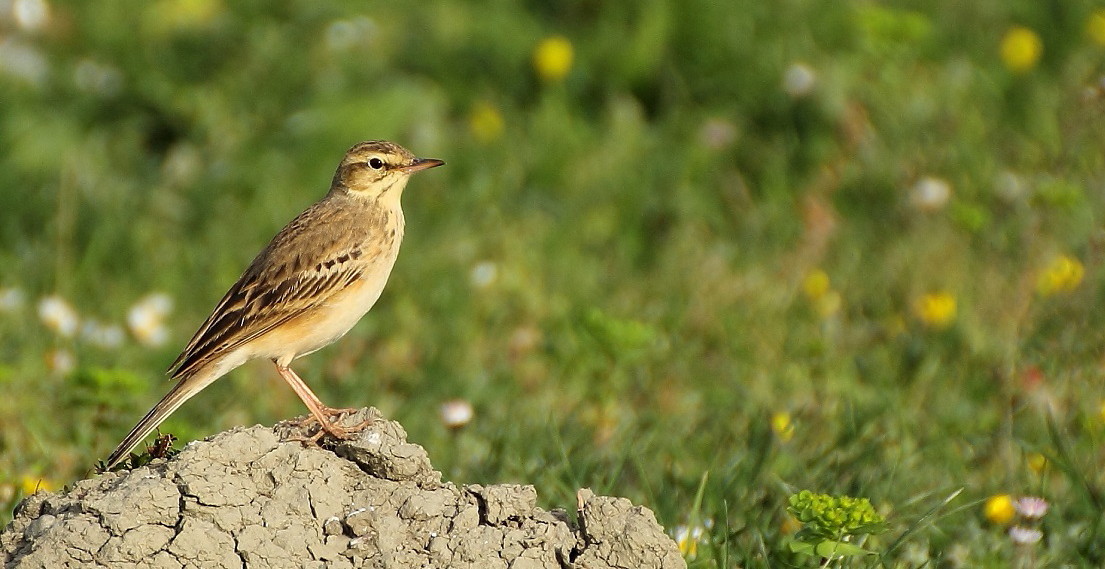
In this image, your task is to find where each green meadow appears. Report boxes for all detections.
[2,1,1105,566]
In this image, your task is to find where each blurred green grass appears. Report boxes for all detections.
[3,0,1105,565]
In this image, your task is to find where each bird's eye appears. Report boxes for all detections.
[368,157,385,170]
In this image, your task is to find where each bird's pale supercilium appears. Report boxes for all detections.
[105,141,444,469]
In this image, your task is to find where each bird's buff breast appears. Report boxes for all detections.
[249,245,401,365]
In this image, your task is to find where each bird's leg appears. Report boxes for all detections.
[274,363,371,440]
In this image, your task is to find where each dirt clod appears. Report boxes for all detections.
[2,408,686,569]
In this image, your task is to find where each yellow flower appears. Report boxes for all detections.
[984,494,1016,525]
[1000,26,1042,73]
[801,270,841,317]
[1088,9,1105,46]
[468,101,504,144]
[533,35,574,83]
[1037,254,1084,296]
[771,411,795,442]
[1099,400,1105,424]
[914,292,956,329]
[817,291,843,318]
[802,270,831,301]
[19,475,53,495]
[1027,452,1047,474]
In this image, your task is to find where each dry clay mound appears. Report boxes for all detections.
[1,408,686,569]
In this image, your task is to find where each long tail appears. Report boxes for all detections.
[104,372,217,469]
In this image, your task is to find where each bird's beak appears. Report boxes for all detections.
[402,158,445,173]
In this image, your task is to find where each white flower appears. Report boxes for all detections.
[508,325,541,357]
[994,170,1026,203]
[901,542,931,565]
[81,320,126,349]
[0,287,25,312]
[1008,525,1043,545]
[38,295,79,337]
[782,62,817,98]
[162,143,202,186]
[45,348,75,374]
[909,176,952,212]
[671,524,705,559]
[128,318,169,347]
[140,293,173,317]
[440,399,474,429]
[127,293,173,347]
[698,118,737,150]
[469,262,497,289]
[0,39,48,87]
[13,0,50,32]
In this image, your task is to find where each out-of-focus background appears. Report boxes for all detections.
[2,0,1105,564]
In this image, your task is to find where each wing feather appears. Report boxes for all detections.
[168,197,378,380]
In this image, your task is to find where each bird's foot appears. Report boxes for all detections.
[285,406,373,445]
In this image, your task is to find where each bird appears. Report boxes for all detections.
[104,140,444,469]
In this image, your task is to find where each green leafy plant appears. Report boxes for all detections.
[787,490,888,565]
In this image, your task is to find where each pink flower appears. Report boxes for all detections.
[1015,496,1048,520]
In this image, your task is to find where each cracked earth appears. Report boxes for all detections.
[1,408,686,569]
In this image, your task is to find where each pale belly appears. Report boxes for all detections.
[246,255,399,367]
[294,273,390,357]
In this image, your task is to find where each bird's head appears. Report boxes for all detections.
[332,140,443,201]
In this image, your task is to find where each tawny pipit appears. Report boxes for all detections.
[105,141,443,469]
